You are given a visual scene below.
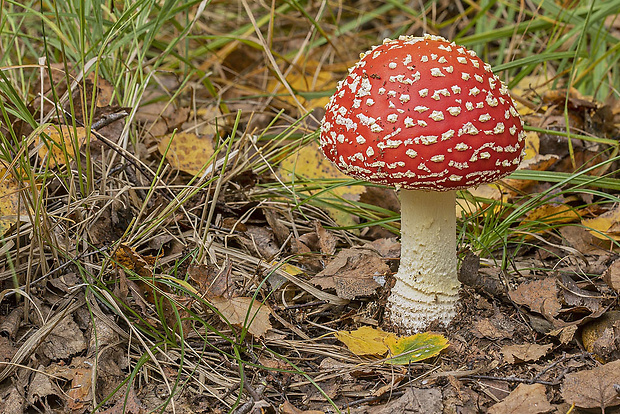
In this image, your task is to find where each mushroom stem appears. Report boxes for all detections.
[388,189,460,332]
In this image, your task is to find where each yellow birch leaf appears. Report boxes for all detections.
[35,125,91,168]
[334,326,392,356]
[277,141,365,228]
[267,65,333,108]
[523,130,540,161]
[583,205,620,241]
[0,168,27,235]
[525,203,581,224]
[158,132,215,176]
[383,332,449,365]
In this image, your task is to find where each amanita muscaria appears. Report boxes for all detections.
[320,34,525,332]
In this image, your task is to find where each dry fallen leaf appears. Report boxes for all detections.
[562,359,620,409]
[312,248,387,300]
[508,277,561,319]
[335,326,449,364]
[334,326,391,356]
[266,62,333,109]
[501,343,553,364]
[67,359,93,411]
[488,383,554,414]
[583,204,620,241]
[158,131,215,176]
[277,141,365,228]
[603,258,620,293]
[472,316,515,340]
[279,400,325,414]
[0,167,28,236]
[39,315,88,360]
[35,124,92,168]
[375,387,443,414]
[211,296,272,338]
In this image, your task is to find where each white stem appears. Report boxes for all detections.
[388,189,460,332]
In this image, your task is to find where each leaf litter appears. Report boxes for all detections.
[1,2,620,413]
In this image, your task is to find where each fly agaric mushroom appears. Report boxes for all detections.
[320,34,525,332]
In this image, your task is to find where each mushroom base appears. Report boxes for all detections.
[388,189,460,333]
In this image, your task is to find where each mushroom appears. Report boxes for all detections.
[319,34,525,332]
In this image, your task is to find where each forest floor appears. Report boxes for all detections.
[1,1,620,413]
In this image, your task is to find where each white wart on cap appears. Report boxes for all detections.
[320,34,525,191]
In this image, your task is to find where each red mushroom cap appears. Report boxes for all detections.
[320,34,525,191]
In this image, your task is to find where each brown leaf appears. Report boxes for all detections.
[113,244,156,280]
[211,296,272,338]
[263,208,290,246]
[312,248,387,299]
[39,315,87,360]
[472,317,515,340]
[99,386,142,414]
[501,343,553,364]
[27,368,62,405]
[375,387,443,414]
[603,258,620,292]
[239,225,280,260]
[488,383,554,414]
[558,274,603,313]
[67,359,93,411]
[314,220,336,255]
[0,384,24,414]
[279,401,324,414]
[188,262,232,299]
[509,277,561,319]
[562,359,620,409]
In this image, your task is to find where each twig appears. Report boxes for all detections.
[463,374,557,386]
[531,352,567,383]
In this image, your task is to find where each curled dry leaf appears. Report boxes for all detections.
[603,258,620,292]
[488,383,554,414]
[562,359,620,409]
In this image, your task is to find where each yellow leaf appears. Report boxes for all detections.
[583,205,620,241]
[269,260,305,276]
[0,168,27,235]
[523,130,540,161]
[525,203,581,224]
[158,132,215,176]
[383,332,449,365]
[267,63,333,108]
[334,326,392,356]
[335,326,449,364]
[35,125,91,168]
[277,141,365,228]
[211,296,272,338]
